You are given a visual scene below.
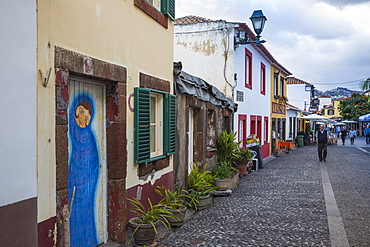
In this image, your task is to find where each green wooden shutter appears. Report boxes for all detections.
[161,0,175,21]
[165,94,176,155]
[134,87,151,164]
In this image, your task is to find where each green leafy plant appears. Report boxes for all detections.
[233,148,253,165]
[216,130,241,165]
[187,163,218,206]
[127,197,175,234]
[338,92,370,120]
[211,161,237,180]
[155,185,198,210]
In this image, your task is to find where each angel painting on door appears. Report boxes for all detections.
[68,92,100,247]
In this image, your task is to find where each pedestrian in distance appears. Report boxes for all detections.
[364,125,370,144]
[315,124,329,162]
[336,126,341,137]
[340,127,347,145]
[349,128,357,144]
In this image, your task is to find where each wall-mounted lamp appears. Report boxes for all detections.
[235,10,267,48]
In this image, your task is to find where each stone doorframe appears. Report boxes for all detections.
[54,46,127,245]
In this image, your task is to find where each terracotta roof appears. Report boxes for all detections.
[174,16,223,25]
[323,104,334,109]
[286,102,300,110]
[287,77,311,85]
[318,95,331,98]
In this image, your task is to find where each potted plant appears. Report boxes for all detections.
[216,130,241,164]
[211,161,238,191]
[155,186,198,227]
[187,163,218,210]
[127,197,175,246]
[233,147,254,176]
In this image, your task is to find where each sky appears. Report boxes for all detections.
[175,0,370,92]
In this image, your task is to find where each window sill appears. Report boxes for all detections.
[134,0,168,29]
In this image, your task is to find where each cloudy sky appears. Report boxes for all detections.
[175,0,370,91]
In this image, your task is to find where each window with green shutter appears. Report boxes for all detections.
[161,0,175,21]
[165,94,176,155]
[134,87,176,164]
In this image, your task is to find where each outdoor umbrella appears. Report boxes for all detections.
[359,113,370,121]
[301,114,331,121]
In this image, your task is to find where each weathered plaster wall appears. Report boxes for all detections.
[174,21,236,98]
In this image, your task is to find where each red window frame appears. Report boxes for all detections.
[245,48,253,90]
[264,116,269,142]
[260,62,266,95]
[238,114,247,147]
[257,116,262,141]
[250,115,256,135]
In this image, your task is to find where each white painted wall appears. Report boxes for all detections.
[287,84,312,111]
[233,44,271,144]
[0,1,37,206]
[318,96,332,109]
[174,21,236,98]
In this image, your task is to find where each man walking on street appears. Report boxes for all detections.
[364,125,370,144]
[316,124,329,162]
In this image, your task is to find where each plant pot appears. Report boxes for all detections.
[196,194,212,210]
[166,206,187,227]
[214,171,239,191]
[235,164,248,177]
[214,177,231,191]
[129,218,159,246]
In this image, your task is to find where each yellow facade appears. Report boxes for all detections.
[270,65,289,154]
[37,0,174,226]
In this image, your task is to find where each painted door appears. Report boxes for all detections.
[68,77,107,246]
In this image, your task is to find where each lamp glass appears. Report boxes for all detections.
[250,10,267,35]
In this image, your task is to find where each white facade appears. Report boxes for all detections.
[318,96,332,109]
[287,84,312,111]
[286,107,301,140]
[234,43,271,145]
[0,1,37,206]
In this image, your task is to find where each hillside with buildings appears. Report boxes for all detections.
[314,87,361,99]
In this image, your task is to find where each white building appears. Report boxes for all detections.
[287,77,314,112]
[174,16,291,159]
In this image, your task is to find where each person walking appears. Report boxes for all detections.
[349,128,357,144]
[315,124,329,162]
[336,126,341,137]
[340,127,347,145]
[364,125,370,144]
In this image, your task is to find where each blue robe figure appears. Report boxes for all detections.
[68,93,99,247]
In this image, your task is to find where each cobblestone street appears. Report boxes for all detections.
[156,137,370,247]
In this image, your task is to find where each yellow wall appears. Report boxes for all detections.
[333,100,342,118]
[37,0,174,223]
[270,65,288,119]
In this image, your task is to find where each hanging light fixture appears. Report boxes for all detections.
[234,10,267,48]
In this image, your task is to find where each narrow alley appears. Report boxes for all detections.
[155,137,370,247]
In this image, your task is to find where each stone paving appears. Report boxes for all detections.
[155,137,370,247]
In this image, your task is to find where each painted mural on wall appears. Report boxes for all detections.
[68,79,107,246]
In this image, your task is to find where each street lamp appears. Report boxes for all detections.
[234,10,267,48]
[249,10,267,45]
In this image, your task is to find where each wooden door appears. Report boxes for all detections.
[68,77,107,246]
